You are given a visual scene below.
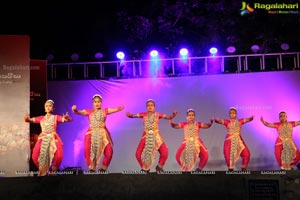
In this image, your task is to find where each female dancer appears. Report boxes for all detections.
[72,94,124,172]
[169,109,213,172]
[126,99,177,172]
[24,99,72,176]
[261,111,300,170]
[215,107,254,171]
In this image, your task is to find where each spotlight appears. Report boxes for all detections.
[209,47,218,56]
[94,52,103,60]
[116,51,125,60]
[179,48,188,57]
[150,50,158,58]
[251,45,260,53]
[71,53,79,62]
[280,43,289,51]
[226,46,236,54]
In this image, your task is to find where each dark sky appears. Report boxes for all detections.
[1,1,300,62]
[1,1,129,62]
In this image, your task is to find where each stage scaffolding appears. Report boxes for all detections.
[47,52,300,80]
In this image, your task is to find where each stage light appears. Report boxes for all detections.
[226,46,236,54]
[280,43,289,51]
[209,47,218,56]
[94,52,103,60]
[150,50,158,58]
[71,53,79,62]
[116,51,125,60]
[179,48,188,57]
[251,45,260,53]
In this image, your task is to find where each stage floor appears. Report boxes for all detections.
[0,171,299,200]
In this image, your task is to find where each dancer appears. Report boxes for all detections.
[261,111,300,170]
[215,107,254,171]
[72,94,124,172]
[126,99,177,172]
[24,99,72,176]
[169,109,213,172]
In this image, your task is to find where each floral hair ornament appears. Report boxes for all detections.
[186,108,195,115]
[279,111,286,116]
[146,99,156,107]
[229,107,237,111]
[93,94,102,99]
[46,99,54,104]
[187,108,195,113]
[146,98,155,104]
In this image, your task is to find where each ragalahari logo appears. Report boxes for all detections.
[240,1,255,16]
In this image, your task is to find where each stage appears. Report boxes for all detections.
[1,38,300,200]
[1,171,299,200]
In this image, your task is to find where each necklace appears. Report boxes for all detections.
[94,109,103,121]
[145,113,155,130]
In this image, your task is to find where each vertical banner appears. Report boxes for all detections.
[29,60,47,172]
[0,35,30,177]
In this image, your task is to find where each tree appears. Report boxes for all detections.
[116,0,300,58]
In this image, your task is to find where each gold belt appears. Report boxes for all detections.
[279,137,292,142]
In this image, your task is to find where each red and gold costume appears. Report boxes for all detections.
[31,115,66,176]
[269,122,300,170]
[221,119,250,170]
[135,112,168,171]
[175,122,208,171]
[84,108,113,171]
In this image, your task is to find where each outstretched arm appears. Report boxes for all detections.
[214,117,224,124]
[244,115,254,123]
[202,118,214,128]
[24,114,41,123]
[162,111,178,120]
[126,112,140,118]
[260,116,275,128]
[62,112,72,122]
[108,105,124,115]
[24,114,32,123]
[72,105,87,115]
[169,118,181,129]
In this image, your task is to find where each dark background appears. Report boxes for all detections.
[1,0,299,62]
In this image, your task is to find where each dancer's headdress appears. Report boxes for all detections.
[93,94,102,99]
[45,99,54,104]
